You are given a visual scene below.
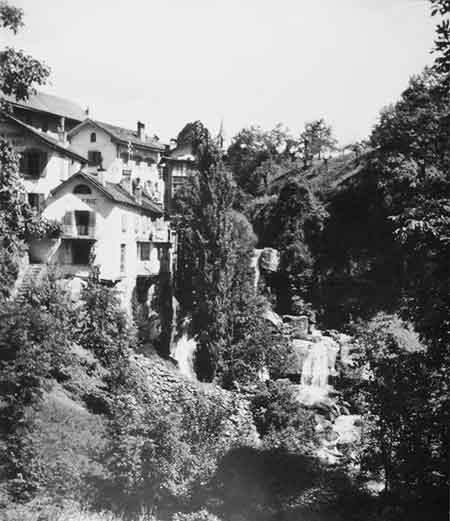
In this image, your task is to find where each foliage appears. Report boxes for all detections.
[431,0,450,81]
[99,387,230,515]
[250,381,317,453]
[99,392,193,512]
[0,274,76,499]
[299,118,337,166]
[0,1,53,297]
[249,179,327,314]
[0,1,23,34]
[353,314,447,508]
[226,124,301,194]
[175,127,287,385]
[75,274,134,384]
[0,1,49,102]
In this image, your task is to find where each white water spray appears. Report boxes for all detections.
[251,249,264,290]
[300,341,329,388]
[171,318,197,379]
[298,336,339,405]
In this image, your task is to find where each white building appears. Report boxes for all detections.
[33,171,171,309]
[2,92,174,322]
[0,110,87,208]
[67,119,166,208]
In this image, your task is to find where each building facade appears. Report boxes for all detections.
[0,111,87,208]
[34,171,171,307]
[2,92,175,323]
[68,119,166,208]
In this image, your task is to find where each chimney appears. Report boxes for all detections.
[120,172,132,193]
[97,167,106,186]
[135,186,142,205]
[58,116,67,144]
[137,121,145,141]
[132,177,143,204]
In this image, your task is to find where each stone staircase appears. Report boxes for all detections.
[15,263,46,299]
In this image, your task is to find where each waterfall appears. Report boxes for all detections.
[171,317,197,379]
[300,341,329,388]
[251,249,264,290]
[297,336,339,405]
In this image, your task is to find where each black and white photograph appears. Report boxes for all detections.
[0,1,448,520]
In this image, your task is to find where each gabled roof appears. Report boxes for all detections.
[68,118,166,152]
[0,111,88,163]
[51,171,164,216]
[3,91,85,122]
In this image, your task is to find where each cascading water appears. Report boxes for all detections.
[171,318,197,378]
[300,341,329,388]
[298,336,339,405]
[251,249,264,290]
[170,303,197,379]
[172,328,197,379]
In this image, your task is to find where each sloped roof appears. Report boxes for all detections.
[51,171,164,216]
[68,119,166,152]
[0,111,88,163]
[3,91,85,121]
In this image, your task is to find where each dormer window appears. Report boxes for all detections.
[90,132,97,143]
[73,184,92,195]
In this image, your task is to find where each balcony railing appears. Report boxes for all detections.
[62,224,96,238]
[137,260,159,276]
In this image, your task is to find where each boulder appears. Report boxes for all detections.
[259,248,279,272]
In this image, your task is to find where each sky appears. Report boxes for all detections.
[3,0,436,145]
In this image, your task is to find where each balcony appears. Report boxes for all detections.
[62,224,97,239]
[137,260,160,277]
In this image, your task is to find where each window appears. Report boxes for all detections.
[90,132,96,143]
[120,244,126,274]
[73,184,92,195]
[72,242,91,265]
[74,210,92,236]
[28,193,45,211]
[137,242,151,261]
[121,213,128,233]
[87,150,102,167]
[20,148,47,177]
[82,198,97,208]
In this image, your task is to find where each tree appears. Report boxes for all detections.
[299,118,337,166]
[354,314,446,510]
[175,126,288,385]
[431,0,450,81]
[0,2,53,297]
[226,124,300,195]
[0,1,49,103]
[250,179,327,315]
[75,272,134,384]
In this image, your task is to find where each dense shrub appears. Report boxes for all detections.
[250,381,317,453]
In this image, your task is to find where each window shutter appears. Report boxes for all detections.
[63,211,73,226]
[89,211,96,227]
[20,151,28,173]
[38,194,45,211]
[39,151,47,177]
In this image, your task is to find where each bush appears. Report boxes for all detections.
[250,381,317,452]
